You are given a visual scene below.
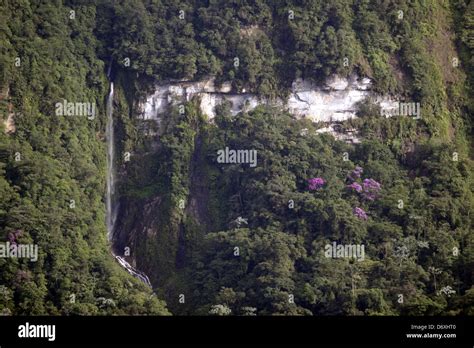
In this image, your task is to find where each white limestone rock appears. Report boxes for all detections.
[140,75,399,126]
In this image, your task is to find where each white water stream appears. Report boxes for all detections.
[106,82,116,239]
[106,81,152,288]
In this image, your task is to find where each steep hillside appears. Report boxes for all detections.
[0,0,473,316]
[110,0,474,315]
[0,0,168,315]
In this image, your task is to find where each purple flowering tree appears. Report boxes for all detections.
[347,182,363,192]
[308,177,325,190]
[345,167,380,221]
[361,178,381,201]
[348,166,363,181]
[353,207,368,220]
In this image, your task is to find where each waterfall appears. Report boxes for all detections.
[106,82,116,240]
[105,80,152,288]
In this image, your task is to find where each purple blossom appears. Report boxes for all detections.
[353,207,368,220]
[362,178,381,201]
[308,177,325,190]
[347,182,363,192]
[348,166,363,181]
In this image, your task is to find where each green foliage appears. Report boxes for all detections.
[125,102,473,315]
[1,0,472,317]
[0,0,168,315]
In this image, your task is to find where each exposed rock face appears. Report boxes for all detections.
[288,75,375,122]
[140,75,398,124]
[1,86,16,134]
[141,78,258,121]
[4,111,15,134]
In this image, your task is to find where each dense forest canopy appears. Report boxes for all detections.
[0,0,473,316]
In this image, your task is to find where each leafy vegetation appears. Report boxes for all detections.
[0,0,168,315]
[135,104,473,316]
[0,0,473,316]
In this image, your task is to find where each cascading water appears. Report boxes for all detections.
[106,81,152,288]
[106,82,116,240]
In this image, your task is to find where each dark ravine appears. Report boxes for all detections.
[110,100,211,293]
[113,194,177,286]
[106,79,154,288]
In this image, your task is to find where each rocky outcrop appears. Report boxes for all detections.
[1,87,16,134]
[4,111,15,134]
[139,75,398,124]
